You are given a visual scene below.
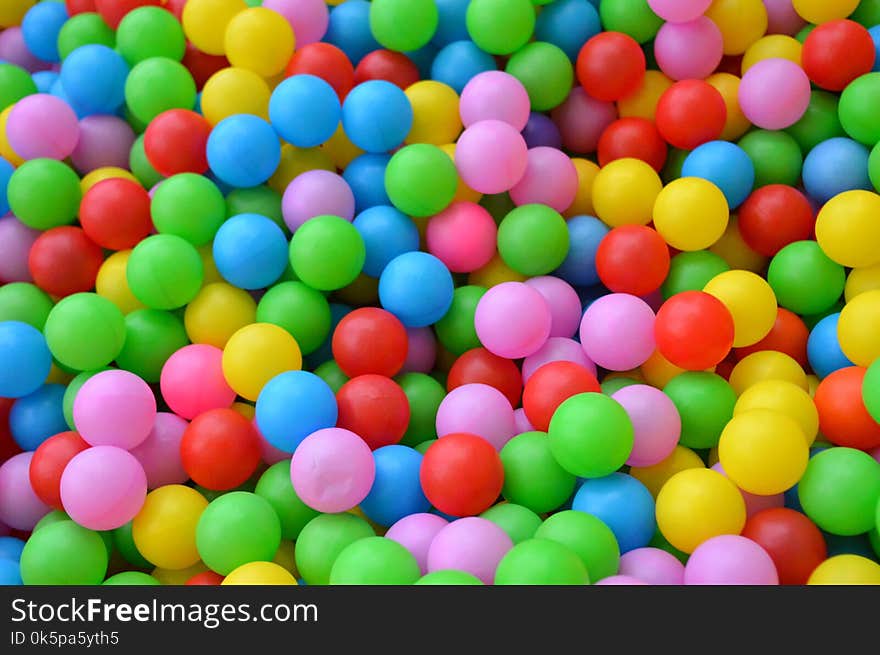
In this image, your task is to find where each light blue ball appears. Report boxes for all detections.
[325,0,380,65]
[379,252,454,327]
[212,213,288,290]
[571,473,656,553]
[343,153,392,213]
[60,45,130,115]
[32,70,59,94]
[207,114,281,188]
[681,140,755,209]
[535,0,602,61]
[21,2,68,63]
[360,445,430,526]
[554,215,609,287]
[404,44,438,79]
[255,370,338,453]
[807,313,854,380]
[341,80,413,153]
[0,558,22,586]
[0,321,52,399]
[49,77,92,119]
[10,384,67,451]
[432,0,470,47]
[0,157,13,216]
[869,26,880,72]
[430,40,497,94]
[269,74,341,148]
[802,137,871,205]
[353,205,420,278]
[0,537,25,562]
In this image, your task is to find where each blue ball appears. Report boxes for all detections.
[431,40,497,94]
[0,559,21,586]
[212,213,288,290]
[807,313,854,380]
[870,26,880,72]
[32,70,59,94]
[21,2,68,63]
[522,112,563,149]
[379,252,454,327]
[207,114,281,188]
[802,137,871,205]
[353,205,420,277]
[49,77,92,119]
[404,44,437,79]
[303,303,352,369]
[341,80,413,153]
[360,445,430,526]
[535,0,602,61]
[0,321,52,399]
[571,473,656,553]
[432,0,470,47]
[325,0,380,65]
[0,156,13,216]
[0,537,25,562]
[554,215,609,286]
[269,74,341,148]
[60,45,130,115]
[343,153,392,212]
[10,384,67,451]
[255,371,338,453]
[681,140,755,209]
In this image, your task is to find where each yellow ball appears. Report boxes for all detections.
[709,215,767,272]
[808,554,880,585]
[184,282,257,348]
[564,158,599,218]
[197,243,224,286]
[845,264,880,302]
[201,67,271,126]
[0,105,24,167]
[734,380,818,445]
[133,485,209,571]
[232,401,256,420]
[439,143,482,204]
[653,177,730,251]
[815,190,880,268]
[469,252,527,287]
[405,81,462,145]
[0,0,35,28]
[741,35,802,73]
[273,540,299,577]
[617,70,673,121]
[718,409,809,495]
[96,250,145,315]
[655,468,747,553]
[806,374,819,398]
[321,123,364,170]
[706,73,752,141]
[640,349,690,389]
[152,561,209,585]
[837,289,880,366]
[182,0,247,55]
[222,322,302,401]
[224,8,295,78]
[630,445,705,498]
[705,0,769,56]
[80,167,139,194]
[222,561,298,585]
[703,269,777,347]
[792,0,860,25]
[270,144,335,193]
[728,351,808,396]
[592,158,662,228]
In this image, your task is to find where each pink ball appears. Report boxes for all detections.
[596,574,648,585]
[0,452,50,531]
[290,427,375,513]
[684,535,779,585]
[400,327,437,374]
[262,0,329,46]
[764,0,806,36]
[475,281,552,359]
[870,446,880,464]
[619,547,685,585]
[435,383,516,451]
[282,169,355,233]
[579,293,656,371]
[654,17,723,81]
[738,58,811,130]
[69,114,136,174]
[0,215,39,283]
[129,412,189,489]
[612,384,681,467]
[513,407,535,434]
[159,344,236,420]
[0,27,52,73]
[525,276,582,339]
[7,94,80,161]
[647,0,712,22]
[255,421,290,465]
[60,446,148,531]
[551,87,617,154]
[426,201,497,273]
[385,512,448,574]
[522,337,597,382]
[455,120,528,194]
[509,147,579,212]
[73,369,157,450]
[0,520,9,537]
[711,462,784,517]
[459,71,531,130]
[427,517,513,584]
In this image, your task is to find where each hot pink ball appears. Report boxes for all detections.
[0,452,50,531]
[73,369,157,450]
[619,547,686,585]
[0,215,39,283]
[525,276,582,339]
[738,58,811,130]
[435,383,516,451]
[459,71,531,130]
[70,114,136,174]
[255,421,290,465]
[290,427,376,513]
[654,17,723,81]
[596,574,648,585]
[129,412,189,488]
[262,0,329,45]
[426,201,497,273]
[684,535,779,585]
[427,517,513,584]
[400,327,437,374]
[579,293,656,371]
[509,146,578,212]
[551,87,617,154]
[711,462,784,517]
[7,94,80,161]
[647,0,712,22]
[513,407,535,434]
[455,120,528,194]
[475,281,552,359]
[159,344,236,420]
[522,337,597,382]
[60,446,148,531]
[0,27,53,73]
[282,169,355,233]
[385,512,449,574]
[612,384,681,467]
[764,0,806,36]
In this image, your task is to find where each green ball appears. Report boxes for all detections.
[0,282,53,329]
[851,0,880,27]
[415,570,484,584]
[32,509,70,533]
[329,536,421,584]
[112,520,153,569]
[600,377,640,395]
[414,438,436,455]
[0,62,37,111]
[548,393,634,478]
[130,135,163,188]
[385,144,458,218]
[57,12,116,60]
[7,159,81,230]
[663,372,735,450]
[151,173,226,246]
[795,24,815,44]
[115,309,190,383]
[480,503,542,544]
[841,73,880,146]
[254,460,320,541]
[124,57,197,125]
[44,293,126,371]
[767,241,845,316]
[738,130,803,187]
[313,360,349,393]
[862,358,880,424]
[505,42,574,111]
[369,0,439,52]
[466,0,536,55]
[868,140,880,192]
[798,447,880,536]
[397,372,445,447]
[497,204,569,276]
[289,215,365,291]
[63,368,111,430]
[127,234,204,309]
[20,521,108,585]
[599,0,663,44]
[661,251,730,299]
[116,7,186,65]
[227,185,284,229]
[295,513,375,585]
[434,285,486,356]
[103,571,161,585]
[494,538,589,585]
[256,281,331,355]
[786,91,844,154]
[801,299,844,331]
[535,510,620,582]
[196,492,282,575]
[500,431,576,513]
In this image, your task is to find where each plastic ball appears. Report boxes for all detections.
[466,0,535,56]
[358,445,428,526]
[591,158,662,228]
[224,7,294,78]
[455,119,528,194]
[295,512,375,585]
[552,87,617,154]
[19,520,107,585]
[426,517,512,584]
[332,307,408,378]
[289,214,365,291]
[73,370,155,450]
[79,179,152,251]
[220,561,294,585]
[619,547,685,585]
[211,213,287,291]
[334,374,408,450]
[522,337,596,383]
[681,141,755,210]
[222,322,303,401]
[684,534,778,585]
[737,184,814,257]
[579,293,656,371]
[129,413,189,489]
[341,80,412,153]
[654,17,723,81]
[206,114,281,189]
[459,71,529,131]
[801,20,874,92]
[28,431,89,510]
[522,362,600,433]
[480,503,541,544]
[420,432,504,516]
[475,282,552,359]
[729,350,808,395]
[369,0,437,52]
[7,94,78,162]
[282,170,355,232]
[741,507,826,585]
[127,234,204,310]
[814,366,880,450]
[328,536,419,585]
[142,110,210,177]
[535,509,620,581]
[597,117,667,172]
[44,293,126,372]
[269,75,340,148]
[803,137,871,205]
[704,270,777,348]
[132,485,207,570]
[609,384,680,468]
[808,554,880,585]
[254,371,337,454]
[768,241,845,316]
[646,0,710,22]
[505,41,574,112]
[576,31,644,102]
[571,473,654,554]
[385,144,458,218]
[838,289,880,366]
[8,158,82,231]
[815,190,880,268]
[160,344,235,420]
[25,227,100,298]
[425,201,496,274]
[180,408,261,490]
[494,537,589,585]
[8,384,66,452]
[253,461,319,541]
[596,226,669,296]
[792,0,860,25]
[656,80,727,150]
[653,177,730,252]
[124,57,197,125]
[499,431,576,514]
[385,513,447,574]
[433,383,512,450]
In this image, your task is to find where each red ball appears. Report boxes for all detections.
[336,374,410,450]
[28,431,90,510]
[0,398,22,465]
[28,226,104,298]
[655,291,735,370]
[576,31,646,102]
[286,43,356,100]
[741,508,827,585]
[419,433,504,517]
[80,178,153,251]
[144,109,212,177]
[332,308,408,378]
[596,225,671,296]
[186,571,225,585]
[813,366,880,451]
[353,50,420,90]
[446,348,523,408]
[597,117,668,172]
[737,184,815,257]
[735,308,809,367]
[180,408,261,491]
[182,44,230,91]
[65,0,97,15]
[94,0,161,29]
[522,361,601,432]
[802,20,876,92]
[164,0,186,20]
[655,80,727,150]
